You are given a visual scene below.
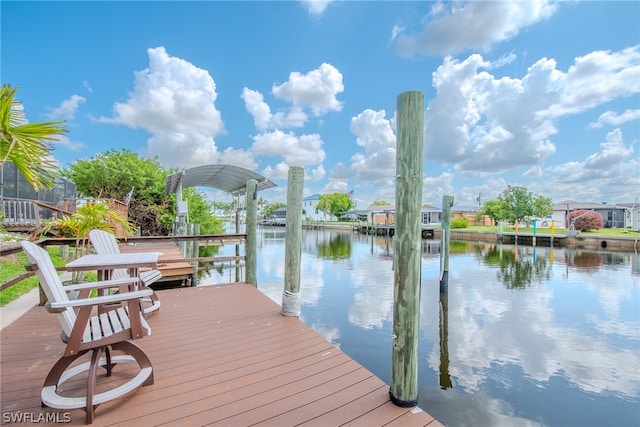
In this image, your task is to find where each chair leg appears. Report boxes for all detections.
[103,346,113,377]
[42,350,89,393]
[85,349,102,424]
[41,342,152,424]
[110,341,154,386]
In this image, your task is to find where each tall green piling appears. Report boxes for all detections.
[245,179,258,287]
[439,195,453,292]
[282,166,304,317]
[390,90,424,407]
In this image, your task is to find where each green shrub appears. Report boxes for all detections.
[451,217,469,229]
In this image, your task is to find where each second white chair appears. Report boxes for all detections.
[89,229,162,315]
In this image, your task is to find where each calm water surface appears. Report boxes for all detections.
[200,228,640,427]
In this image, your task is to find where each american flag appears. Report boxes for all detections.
[124,187,134,205]
[346,190,353,198]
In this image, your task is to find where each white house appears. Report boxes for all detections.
[302,194,325,221]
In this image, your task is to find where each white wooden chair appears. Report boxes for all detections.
[89,229,162,315]
[21,241,154,424]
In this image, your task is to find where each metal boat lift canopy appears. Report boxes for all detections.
[165,164,276,197]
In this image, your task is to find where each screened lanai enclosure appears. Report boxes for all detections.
[0,162,77,230]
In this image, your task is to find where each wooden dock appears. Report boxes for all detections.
[356,225,435,238]
[117,240,194,285]
[0,284,442,426]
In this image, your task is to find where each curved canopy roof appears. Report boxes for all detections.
[165,164,277,196]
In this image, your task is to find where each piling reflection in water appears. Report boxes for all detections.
[438,288,452,390]
[201,228,640,427]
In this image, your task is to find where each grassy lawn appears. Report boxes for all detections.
[464,225,639,237]
[0,247,67,307]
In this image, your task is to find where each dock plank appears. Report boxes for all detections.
[117,241,194,283]
[0,284,442,426]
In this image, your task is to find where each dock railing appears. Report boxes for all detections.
[0,233,249,303]
[1,198,75,231]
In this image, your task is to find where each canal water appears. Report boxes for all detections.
[199,227,640,427]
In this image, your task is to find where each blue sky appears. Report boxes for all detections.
[3,1,639,209]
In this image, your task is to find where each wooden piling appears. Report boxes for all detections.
[390,90,424,407]
[439,195,453,292]
[282,166,304,317]
[245,179,258,287]
[235,202,241,283]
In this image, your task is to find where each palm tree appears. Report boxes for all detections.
[0,84,66,191]
[317,194,331,221]
[42,201,136,283]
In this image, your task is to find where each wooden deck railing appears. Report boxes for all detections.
[1,198,74,230]
[0,233,248,294]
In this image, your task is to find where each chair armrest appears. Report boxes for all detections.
[63,276,140,292]
[48,289,153,310]
[140,270,162,286]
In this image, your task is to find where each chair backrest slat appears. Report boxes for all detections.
[89,229,129,280]
[21,241,76,337]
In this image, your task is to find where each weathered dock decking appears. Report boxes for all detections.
[1,284,442,426]
[117,240,194,285]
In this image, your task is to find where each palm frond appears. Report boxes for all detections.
[0,84,66,191]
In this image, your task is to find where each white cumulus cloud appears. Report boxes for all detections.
[425,46,640,179]
[100,46,224,168]
[272,63,344,116]
[251,130,325,168]
[46,94,86,120]
[395,0,557,57]
[589,109,640,129]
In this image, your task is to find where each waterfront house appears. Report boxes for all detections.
[302,193,323,221]
[552,201,630,229]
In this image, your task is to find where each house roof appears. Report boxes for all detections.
[552,201,629,210]
[165,164,277,196]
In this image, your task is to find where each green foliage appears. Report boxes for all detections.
[63,149,174,235]
[182,187,224,235]
[316,194,331,220]
[482,199,504,222]
[43,201,134,241]
[41,201,135,282]
[497,185,552,224]
[0,84,65,191]
[0,247,65,306]
[263,202,286,218]
[318,193,355,219]
[450,217,469,229]
[256,197,269,217]
[372,200,391,206]
[316,234,352,259]
[64,149,169,202]
[532,194,553,219]
[482,246,552,289]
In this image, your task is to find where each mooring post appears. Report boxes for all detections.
[245,179,258,287]
[235,199,241,283]
[282,166,304,317]
[439,195,453,292]
[191,222,199,286]
[390,90,424,407]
